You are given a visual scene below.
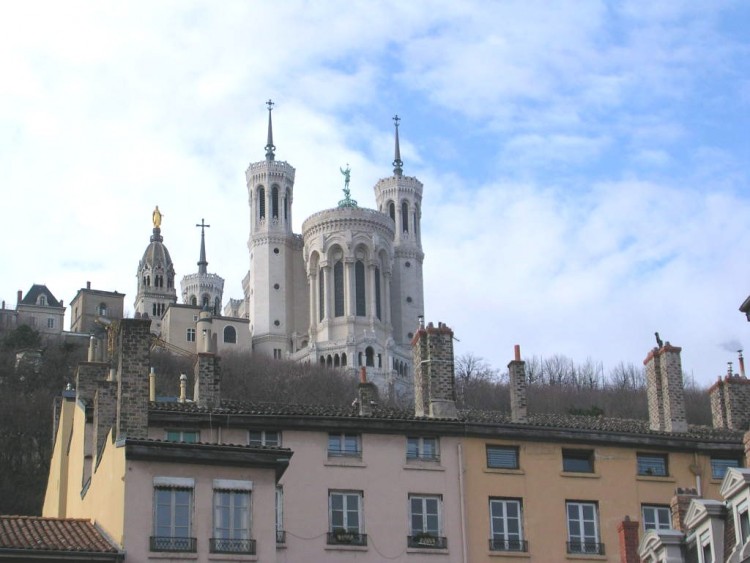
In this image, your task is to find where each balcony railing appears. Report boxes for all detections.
[406,452,441,463]
[326,531,367,546]
[408,535,448,549]
[327,446,361,458]
[209,538,256,554]
[276,530,286,544]
[150,536,197,552]
[567,541,605,555]
[489,538,528,552]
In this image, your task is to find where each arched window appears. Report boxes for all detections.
[355,260,366,316]
[214,297,221,315]
[342,353,347,367]
[374,266,381,321]
[146,276,151,287]
[326,355,333,368]
[320,356,325,365]
[38,295,47,306]
[389,201,395,222]
[98,303,107,316]
[284,189,289,220]
[167,276,174,289]
[318,269,324,321]
[402,201,409,232]
[202,294,210,309]
[190,295,197,306]
[334,354,340,368]
[333,261,344,317]
[272,186,279,219]
[365,346,375,367]
[358,351,363,366]
[258,187,266,220]
[223,326,237,343]
[414,207,419,237]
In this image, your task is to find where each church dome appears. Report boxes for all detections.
[140,229,174,271]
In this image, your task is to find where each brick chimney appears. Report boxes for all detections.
[194,352,221,409]
[412,320,458,419]
[617,516,640,563]
[644,340,687,433]
[16,290,22,305]
[670,488,699,532]
[357,367,379,416]
[508,344,528,423]
[113,319,152,441]
[709,354,750,431]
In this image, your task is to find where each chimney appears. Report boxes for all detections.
[617,516,640,563]
[93,380,117,467]
[197,310,214,353]
[743,431,750,467]
[17,290,22,305]
[88,336,97,362]
[149,367,156,402]
[113,319,152,441]
[179,374,188,403]
[670,488,699,532]
[412,320,458,419]
[643,340,687,433]
[194,353,221,408]
[86,281,91,290]
[357,367,379,416]
[508,344,528,423]
[709,365,750,430]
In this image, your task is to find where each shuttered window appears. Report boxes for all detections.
[486,446,519,469]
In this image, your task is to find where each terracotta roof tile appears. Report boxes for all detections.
[0,516,119,553]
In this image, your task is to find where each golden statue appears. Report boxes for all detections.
[152,206,163,228]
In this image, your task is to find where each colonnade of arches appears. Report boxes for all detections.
[384,198,421,239]
[255,184,291,226]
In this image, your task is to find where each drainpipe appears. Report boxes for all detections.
[458,442,467,563]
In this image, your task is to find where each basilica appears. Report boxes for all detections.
[133,103,425,392]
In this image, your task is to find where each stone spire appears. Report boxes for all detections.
[196,218,210,275]
[265,99,275,161]
[392,114,403,176]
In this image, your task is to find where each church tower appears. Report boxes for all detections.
[180,219,225,315]
[245,101,306,357]
[134,206,177,334]
[374,117,425,346]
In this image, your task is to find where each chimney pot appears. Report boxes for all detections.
[514,344,521,362]
[17,290,22,304]
[87,281,91,289]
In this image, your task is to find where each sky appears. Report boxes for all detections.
[1,1,749,387]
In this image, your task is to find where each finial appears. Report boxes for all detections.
[265,99,276,161]
[152,206,163,229]
[392,114,403,176]
[196,219,211,274]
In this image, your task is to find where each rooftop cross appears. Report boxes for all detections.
[196,218,211,274]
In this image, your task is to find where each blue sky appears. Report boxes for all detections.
[1,1,749,386]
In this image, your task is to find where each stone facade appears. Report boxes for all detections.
[114,319,152,440]
[412,320,457,419]
[69,282,124,334]
[644,342,688,433]
[710,375,750,431]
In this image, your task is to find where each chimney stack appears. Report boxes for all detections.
[113,319,152,441]
[617,516,640,563]
[86,281,91,290]
[194,352,221,408]
[17,290,22,305]
[709,363,750,431]
[412,321,458,419]
[643,339,687,433]
[508,344,528,423]
[670,488,699,532]
[357,367,379,416]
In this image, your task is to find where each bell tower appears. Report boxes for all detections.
[245,100,300,357]
[374,116,425,346]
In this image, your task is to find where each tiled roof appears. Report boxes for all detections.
[0,516,119,553]
[150,400,744,443]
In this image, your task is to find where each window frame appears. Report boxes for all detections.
[711,457,740,480]
[486,445,519,470]
[736,499,750,546]
[637,453,669,477]
[408,494,446,549]
[642,504,672,531]
[165,430,199,443]
[152,486,195,552]
[407,437,439,462]
[211,489,253,554]
[566,500,602,555]
[328,432,361,458]
[327,490,366,546]
[489,498,525,552]
[562,449,595,473]
[186,328,196,342]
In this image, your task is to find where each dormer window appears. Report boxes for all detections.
[38,295,46,306]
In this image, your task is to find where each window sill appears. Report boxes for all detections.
[560,472,600,479]
[325,459,367,468]
[208,555,258,562]
[484,468,525,476]
[406,548,449,555]
[565,554,607,561]
[636,475,676,483]
[404,462,445,472]
[489,551,530,558]
[149,554,198,560]
[325,544,368,552]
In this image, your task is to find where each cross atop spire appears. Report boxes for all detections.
[265,99,276,161]
[196,218,211,274]
[392,114,403,176]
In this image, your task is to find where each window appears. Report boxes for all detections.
[487,445,519,469]
[700,531,712,563]
[711,457,740,480]
[402,201,409,232]
[333,261,344,317]
[566,501,602,555]
[248,430,280,447]
[152,481,195,552]
[374,266,381,320]
[276,486,285,544]
[97,303,108,316]
[328,491,365,545]
[166,430,199,443]
[562,449,594,473]
[186,328,196,342]
[407,437,439,462]
[355,260,366,316]
[272,186,279,219]
[38,295,47,306]
[389,201,395,222]
[318,269,324,321]
[47,317,55,329]
[211,484,253,554]
[258,187,265,220]
[637,453,668,477]
[737,500,750,545]
[642,505,671,531]
[273,348,282,359]
[328,433,361,457]
[223,326,237,344]
[408,495,446,548]
[489,498,525,552]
